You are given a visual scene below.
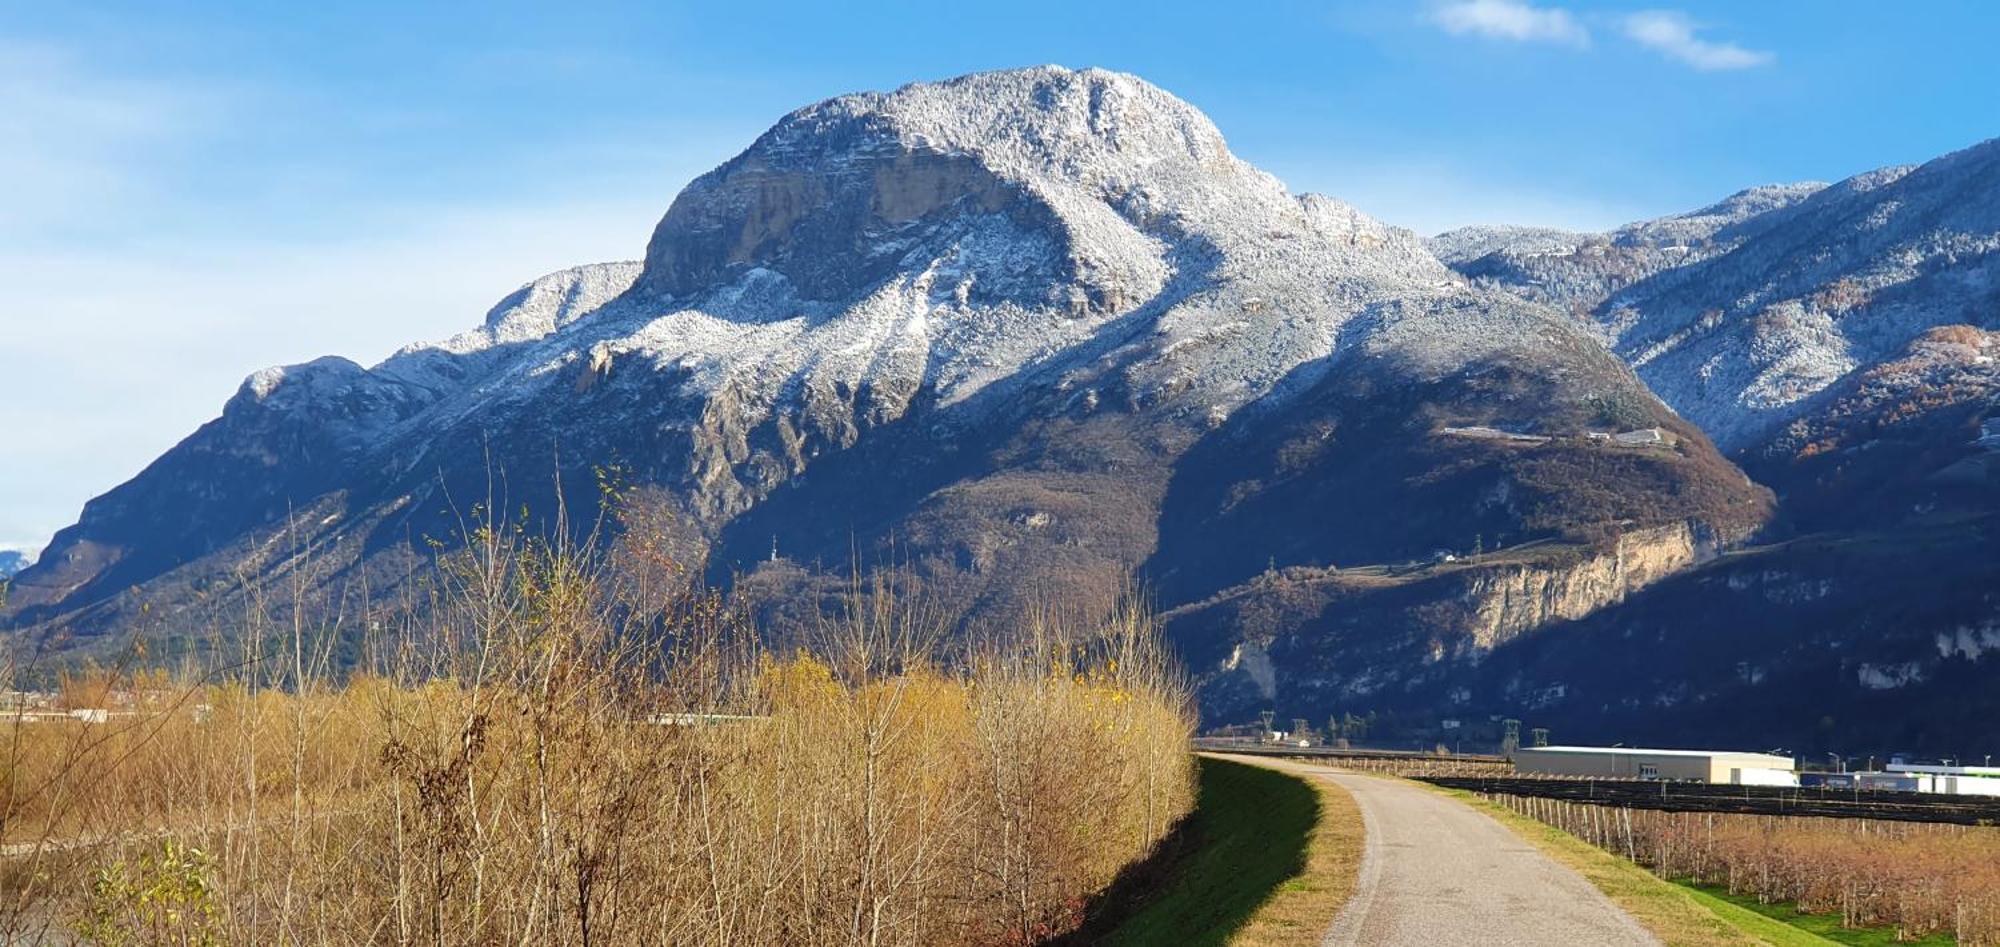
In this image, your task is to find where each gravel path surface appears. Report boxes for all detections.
[1232,757,1659,946]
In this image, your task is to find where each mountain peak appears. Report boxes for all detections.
[638,65,1298,308]
[785,66,1228,166]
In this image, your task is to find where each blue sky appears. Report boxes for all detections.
[2,0,1997,555]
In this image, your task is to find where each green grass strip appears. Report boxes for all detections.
[1677,883,1955,947]
[1672,884,1843,947]
[1079,756,1318,946]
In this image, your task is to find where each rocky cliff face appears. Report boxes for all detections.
[1166,519,1714,719]
[1457,522,1711,648]
[1176,508,2000,755]
[1439,516,2000,755]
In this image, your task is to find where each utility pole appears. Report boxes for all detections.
[1258,710,1276,744]
[1501,719,1521,760]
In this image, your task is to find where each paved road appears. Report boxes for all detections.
[1241,757,1660,946]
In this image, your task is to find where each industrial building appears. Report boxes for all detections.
[1512,746,1797,785]
[1802,762,2000,797]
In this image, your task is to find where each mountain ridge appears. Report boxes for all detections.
[1438,138,2000,453]
[10,66,1996,752]
[7,66,1748,622]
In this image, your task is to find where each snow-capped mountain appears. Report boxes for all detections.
[1430,183,1826,317]
[17,66,1998,751]
[0,551,31,580]
[2,67,1756,654]
[1440,139,2000,453]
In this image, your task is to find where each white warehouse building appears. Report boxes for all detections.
[1801,764,2000,796]
[1512,746,1797,785]
[1886,762,2000,797]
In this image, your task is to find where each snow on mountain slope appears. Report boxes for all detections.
[607,66,1461,418]
[1428,225,1589,268]
[1430,182,1827,319]
[204,66,1484,529]
[1754,325,2000,530]
[298,67,1464,474]
[4,67,1760,672]
[1440,140,2000,453]
[1603,147,1996,451]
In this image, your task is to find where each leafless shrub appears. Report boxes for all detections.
[0,502,1195,945]
[1486,793,2000,944]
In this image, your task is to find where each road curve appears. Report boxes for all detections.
[1233,757,1659,946]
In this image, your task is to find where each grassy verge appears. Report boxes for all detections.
[1431,786,1827,946]
[1678,883,1955,947]
[1066,755,1361,946]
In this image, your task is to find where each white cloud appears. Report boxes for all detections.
[1621,10,1773,71]
[1430,0,1590,47]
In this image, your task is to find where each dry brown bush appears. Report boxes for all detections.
[0,512,1195,945]
[1485,793,2000,944]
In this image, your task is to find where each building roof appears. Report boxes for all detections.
[1888,762,2000,776]
[1518,745,1792,762]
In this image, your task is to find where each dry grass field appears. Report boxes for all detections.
[0,519,1196,945]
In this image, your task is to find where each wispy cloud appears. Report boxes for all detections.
[1426,4,1774,72]
[1620,10,1773,70]
[1429,0,1589,47]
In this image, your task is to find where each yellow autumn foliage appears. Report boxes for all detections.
[0,531,1194,946]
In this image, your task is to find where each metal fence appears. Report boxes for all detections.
[1420,775,2000,826]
